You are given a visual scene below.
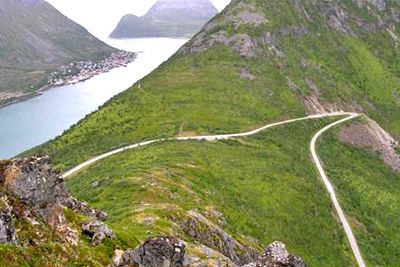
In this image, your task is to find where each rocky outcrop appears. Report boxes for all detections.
[182,210,258,266]
[1,156,69,208]
[65,197,108,221]
[186,30,257,58]
[182,0,399,59]
[184,244,237,266]
[0,197,19,245]
[339,116,400,172]
[82,220,115,246]
[354,0,386,11]
[0,156,113,246]
[113,236,186,267]
[113,237,306,267]
[322,3,355,35]
[243,241,307,267]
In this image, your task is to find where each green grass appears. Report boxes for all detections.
[29,46,305,170]
[319,124,400,267]
[29,1,400,169]
[64,118,357,267]
[19,0,400,266]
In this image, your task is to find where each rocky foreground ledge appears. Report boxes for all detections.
[112,236,306,267]
[0,156,112,246]
[0,156,306,267]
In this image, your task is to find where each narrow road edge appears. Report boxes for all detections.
[310,113,366,267]
[62,112,348,178]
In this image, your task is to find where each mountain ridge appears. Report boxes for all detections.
[109,0,218,38]
[0,0,135,106]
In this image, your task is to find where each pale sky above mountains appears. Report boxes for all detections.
[45,0,231,40]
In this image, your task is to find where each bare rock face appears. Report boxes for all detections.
[1,156,69,209]
[183,244,237,266]
[242,241,307,267]
[182,210,258,266]
[0,156,112,246]
[113,238,306,267]
[339,117,400,172]
[82,220,115,246]
[64,197,108,221]
[0,197,19,245]
[113,236,186,267]
[0,156,73,241]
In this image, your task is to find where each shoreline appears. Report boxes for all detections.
[0,50,137,110]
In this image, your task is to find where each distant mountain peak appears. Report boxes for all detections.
[109,0,218,38]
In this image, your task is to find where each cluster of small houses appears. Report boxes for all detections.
[48,50,136,86]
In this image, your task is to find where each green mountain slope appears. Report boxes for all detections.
[32,0,400,170]
[0,0,117,105]
[109,0,218,38]
[18,0,400,266]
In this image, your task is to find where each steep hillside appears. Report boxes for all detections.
[0,0,134,106]
[32,0,400,169]
[20,0,400,266]
[109,0,218,38]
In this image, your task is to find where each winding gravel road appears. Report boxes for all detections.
[62,111,366,267]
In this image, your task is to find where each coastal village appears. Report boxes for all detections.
[47,50,136,87]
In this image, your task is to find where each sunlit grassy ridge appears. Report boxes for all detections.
[65,118,357,267]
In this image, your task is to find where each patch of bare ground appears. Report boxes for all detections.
[339,116,400,172]
[0,91,25,102]
[238,68,256,80]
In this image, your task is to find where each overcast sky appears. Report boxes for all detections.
[45,0,231,40]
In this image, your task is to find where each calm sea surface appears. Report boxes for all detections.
[0,38,187,158]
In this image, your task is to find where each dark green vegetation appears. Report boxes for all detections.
[0,0,116,105]
[109,0,218,38]
[19,0,400,266]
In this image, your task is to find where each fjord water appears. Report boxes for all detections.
[0,38,187,159]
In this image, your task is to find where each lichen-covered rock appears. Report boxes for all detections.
[82,220,115,246]
[182,210,257,266]
[0,156,111,246]
[0,197,19,245]
[1,156,69,209]
[242,241,306,267]
[114,236,186,267]
[184,244,237,267]
[65,197,108,221]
